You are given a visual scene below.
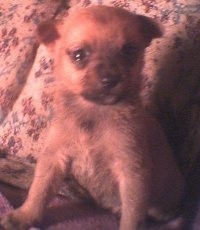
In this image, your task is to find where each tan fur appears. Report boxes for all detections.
[0,6,185,230]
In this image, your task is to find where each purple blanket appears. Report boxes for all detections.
[0,193,12,216]
[0,192,193,230]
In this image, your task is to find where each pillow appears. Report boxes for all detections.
[0,0,61,160]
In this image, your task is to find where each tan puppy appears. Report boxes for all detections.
[0,5,185,230]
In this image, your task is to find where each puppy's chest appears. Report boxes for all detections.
[60,107,137,163]
[62,112,121,162]
[65,116,113,162]
[61,116,119,197]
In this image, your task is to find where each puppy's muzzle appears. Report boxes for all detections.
[97,64,121,89]
[82,72,124,105]
[100,74,121,89]
[81,64,125,105]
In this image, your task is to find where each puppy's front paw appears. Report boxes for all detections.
[0,209,32,230]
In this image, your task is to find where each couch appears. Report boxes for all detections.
[0,0,200,229]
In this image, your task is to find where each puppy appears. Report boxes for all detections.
[0,5,185,230]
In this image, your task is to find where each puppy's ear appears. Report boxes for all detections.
[137,15,163,47]
[37,21,60,51]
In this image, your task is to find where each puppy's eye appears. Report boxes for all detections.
[69,48,90,68]
[121,43,139,64]
[72,49,87,62]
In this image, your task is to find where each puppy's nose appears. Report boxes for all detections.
[100,75,121,89]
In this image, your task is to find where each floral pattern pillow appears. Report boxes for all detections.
[0,0,62,161]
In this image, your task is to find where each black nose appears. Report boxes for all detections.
[100,75,121,89]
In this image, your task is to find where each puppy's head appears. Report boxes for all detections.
[37,6,162,105]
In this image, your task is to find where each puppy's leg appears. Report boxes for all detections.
[119,168,148,230]
[0,151,65,230]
